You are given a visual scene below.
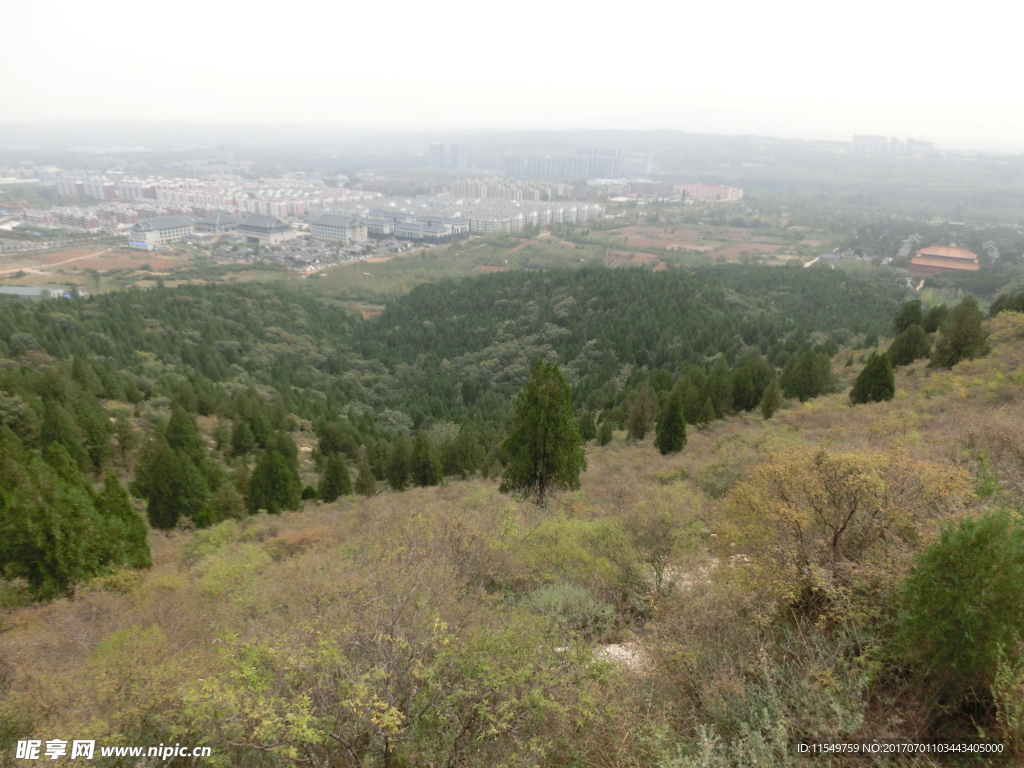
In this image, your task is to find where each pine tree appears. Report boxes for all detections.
[386,434,412,491]
[850,352,896,404]
[133,434,184,529]
[759,378,782,420]
[40,399,89,472]
[780,349,835,402]
[626,381,657,441]
[706,361,733,418]
[888,324,931,367]
[499,360,586,505]
[166,403,206,465]
[597,419,614,446]
[923,303,949,333]
[892,299,924,335]
[0,429,104,598]
[95,474,151,569]
[230,419,256,456]
[318,453,352,502]
[654,391,687,455]
[355,455,377,496]
[696,397,716,430]
[578,411,597,442]
[410,431,442,487]
[929,296,991,369]
[249,450,302,514]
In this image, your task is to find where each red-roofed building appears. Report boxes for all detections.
[909,245,980,276]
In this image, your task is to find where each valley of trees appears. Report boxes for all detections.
[2,262,1024,766]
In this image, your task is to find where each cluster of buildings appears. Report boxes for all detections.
[53,174,378,220]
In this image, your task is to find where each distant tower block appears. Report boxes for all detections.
[450,143,464,170]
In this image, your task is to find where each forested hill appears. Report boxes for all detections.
[0,266,906,430]
[356,266,904,390]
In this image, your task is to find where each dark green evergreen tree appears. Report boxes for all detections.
[132,434,184,529]
[850,352,896,404]
[499,360,586,505]
[759,379,782,420]
[888,325,931,367]
[923,303,948,333]
[95,474,152,570]
[929,296,991,369]
[166,403,206,465]
[410,430,442,487]
[696,397,716,430]
[654,391,686,455]
[626,381,657,441]
[780,349,835,402]
[578,411,597,442]
[230,419,256,456]
[386,434,412,491]
[249,450,302,514]
[355,455,377,496]
[318,453,351,502]
[0,430,104,598]
[597,419,614,446]
[892,299,924,335]
[40,399,89,472]
[706,361,733,418]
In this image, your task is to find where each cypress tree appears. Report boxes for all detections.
[386,434,412,491]
[780,349,834,402]
[850,352,896,404]
[892,299,924,335]
[578,411,597,442]
[96,474,151,569]
[40,399,89,472]
[499,360,586,505]
[759,378,782,420]
[888,324,931,367]
[166,403,206,465]
[706,361,733,418]
[929,296,991,369]
[133,434,183,529]
[249,450,302,514]
[626,381,656,441]
[597,419,614,446]
[696,397,716,430]
[923,303,948,334]
[318,453,351,502]
[410,431,442,487]
[355,455,377,496]
[0,429,104,598]
[654,391,687,455]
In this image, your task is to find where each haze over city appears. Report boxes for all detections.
[3,0,1023,152]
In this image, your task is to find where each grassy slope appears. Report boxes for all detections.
[2,313,1023,765]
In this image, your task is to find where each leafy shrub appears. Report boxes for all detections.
[525,582,616,637]
[898,511,1024,698]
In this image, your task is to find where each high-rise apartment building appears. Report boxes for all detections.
[449,143,464,169]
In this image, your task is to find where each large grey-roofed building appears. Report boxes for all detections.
[310,214,367,244]
[129,215,193,244]
[237,214,296,244]
[195,212,239,234]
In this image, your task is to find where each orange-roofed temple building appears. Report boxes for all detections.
[909,245,980,276]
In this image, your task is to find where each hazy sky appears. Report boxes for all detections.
[4,0,1022,152]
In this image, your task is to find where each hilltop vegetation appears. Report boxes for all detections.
[3,260,1024,765]
[2,305,1023,765]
